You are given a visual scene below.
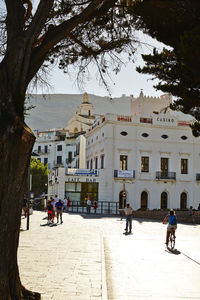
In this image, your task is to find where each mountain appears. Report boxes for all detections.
[25,93,132,132]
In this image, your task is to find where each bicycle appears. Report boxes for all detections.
[168,228,176,250]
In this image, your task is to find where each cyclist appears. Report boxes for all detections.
[163,209,177,247]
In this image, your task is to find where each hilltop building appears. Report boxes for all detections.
[33,93,94,170]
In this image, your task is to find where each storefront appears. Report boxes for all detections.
[65,169,99,205]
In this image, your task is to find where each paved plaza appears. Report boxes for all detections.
[19,211,200,300]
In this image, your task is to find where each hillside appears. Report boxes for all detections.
[25,93,132,132]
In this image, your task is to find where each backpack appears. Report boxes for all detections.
[169,215,177,225]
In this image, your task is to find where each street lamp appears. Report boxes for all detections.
[26,151,39,230]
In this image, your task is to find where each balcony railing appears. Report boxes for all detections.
[114,170,135,179]
[34,149,50,155]
[196,174,200,181]
[66,158,75,164]
[156,171,176,180]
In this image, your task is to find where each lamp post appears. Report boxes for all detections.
[26,151,38,230]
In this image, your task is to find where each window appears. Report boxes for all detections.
[161,158,168,173]
[87,160,89,169]
[141,156,149,172]
[120,155,128,170]
[120,131,128,136]
[161,134,168,139]
[38,146,41,153]
[161,192,168,209]
[181,159,188,174]
[181,136,188,140]
[180,192,187,209]
[100,155,104,169]
[141,133,149,138]
[44,145,48,153]
[90,158,93,169]
[57,156,62,164]
[37,158,41,162]
[141,191,148,209]
[68,151,72,163]
[57,145,62,151]
[95,156,98,169]
[44,158,48,165]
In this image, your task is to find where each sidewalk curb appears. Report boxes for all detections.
[101,234,108,300]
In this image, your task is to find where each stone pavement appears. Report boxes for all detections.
[19,212,200,300]
[19,211,107,300]
[103,219,200,300]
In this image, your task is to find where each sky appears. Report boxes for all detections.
[0,0,167,99]
[34,33,166,99]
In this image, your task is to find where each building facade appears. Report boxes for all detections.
[33,93,95,170]
[48,92,200,211]
[84,108,200,210]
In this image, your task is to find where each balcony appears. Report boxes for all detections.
[114,170,135,179]
[33,149,50,155]
[66,158,75,164]
[156,171,176,180]
[53,161,63,167]
[196,174,200,181]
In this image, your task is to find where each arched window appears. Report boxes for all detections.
[161,192,168,209]
[141,191,148,210]
[74,127,78,133]
[180,192,187,209]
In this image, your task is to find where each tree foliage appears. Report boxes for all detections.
[30,158,48,197]
[0,1,141,299]
[129,0,200,136]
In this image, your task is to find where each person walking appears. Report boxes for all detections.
[124,203,134,234]
[63,196,67,212]
[50,196,56,223]
[55,199,64,224]
[67,196,71,212]
[46,200,54,224]
[86,196,91,214]
[22,194,27,218]
[93,201,98,214]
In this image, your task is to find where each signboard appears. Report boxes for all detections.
[67,177,97,183]
[67,168,98,176]
[117,115,132,122]
[153,114,177,126]
[117,170,134,178]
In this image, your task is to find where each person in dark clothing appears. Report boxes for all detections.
[23,195,27,218]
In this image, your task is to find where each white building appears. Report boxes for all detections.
[84,96,200,210]
[33,93,95,170]
[33,128,76,169]
[48,92,200,211]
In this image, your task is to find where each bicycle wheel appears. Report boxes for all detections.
[169,232,175,250]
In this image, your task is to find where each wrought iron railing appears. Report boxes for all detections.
[156,171,176,180]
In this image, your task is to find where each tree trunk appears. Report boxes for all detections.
[0,116,40,299]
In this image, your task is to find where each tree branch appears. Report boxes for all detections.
[27,0,117,82]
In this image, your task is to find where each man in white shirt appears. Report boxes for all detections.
[86,197,91,214]
[63,197,67,212]
[124,203,134,234]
